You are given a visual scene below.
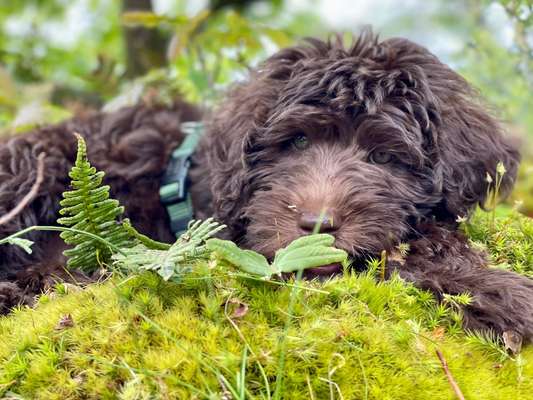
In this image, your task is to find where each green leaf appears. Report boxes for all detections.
[272,234,347,273]
[273,246,348,273]
[273,234,335,267]
[206,234,347,277]
[206,238,271,276]
[6,237,34,254]
[277,234,335,254]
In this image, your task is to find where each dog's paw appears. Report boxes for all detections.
[0,281,32,314]
[462,270,533,343]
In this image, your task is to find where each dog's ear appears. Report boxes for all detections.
[198,83,269,238]
[434,89,520,220]
[202,124,250,237]
[383,37,520,221]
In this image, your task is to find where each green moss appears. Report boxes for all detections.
[1,208,532,399]
[465,206,533,277]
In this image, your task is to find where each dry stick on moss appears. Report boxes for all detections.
[0,152,46,226]
[436,349,466,400]
[342,339,369,400]
[217,376,232,400]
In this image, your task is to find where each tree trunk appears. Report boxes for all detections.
[122,0,167,78]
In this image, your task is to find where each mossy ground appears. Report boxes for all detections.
[0,208,532,399]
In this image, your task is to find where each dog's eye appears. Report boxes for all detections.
[292,134,310,150]
[369,150,393,164]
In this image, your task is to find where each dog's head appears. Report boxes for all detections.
[202,31,520,266]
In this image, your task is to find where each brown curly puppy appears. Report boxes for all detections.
[1,32,533,341]
[190,32,533,340]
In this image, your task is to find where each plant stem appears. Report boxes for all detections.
[0,225,127,255]
[273,267,304,400]
[380,249,387,281]
[231,273,330,294]
[273,209,328,399]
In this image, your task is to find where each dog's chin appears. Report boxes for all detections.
[278,263,344,281]
[302,263,344,279]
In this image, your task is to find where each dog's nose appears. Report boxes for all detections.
[298,211,339,233]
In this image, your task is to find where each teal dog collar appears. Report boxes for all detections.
[159,121,204,236]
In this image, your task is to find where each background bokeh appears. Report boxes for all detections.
[0,0,531,213]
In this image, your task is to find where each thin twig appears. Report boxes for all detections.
[436,349,465,400]
[0,152,46,226]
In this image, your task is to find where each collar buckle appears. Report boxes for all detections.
[159,121,204,236]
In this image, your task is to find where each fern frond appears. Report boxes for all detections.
[113,218,226,281]
[57,134,133,272]
[112,243,189,281]
[180,218,226,247]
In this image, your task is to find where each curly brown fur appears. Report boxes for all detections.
[0,282,33,313]
[0,100,201,304]
[190,31,533,340]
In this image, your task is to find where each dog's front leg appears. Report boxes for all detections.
[388,225,533,341]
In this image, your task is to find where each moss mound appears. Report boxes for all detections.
[1,208,532,399]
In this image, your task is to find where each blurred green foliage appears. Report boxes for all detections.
[0,0,122,128]
[459,1,533,136]
[0,1,531,129]
[1,1,530,128]
[0,1,122,86]
[0,0,320,128]
[122,8,293,104]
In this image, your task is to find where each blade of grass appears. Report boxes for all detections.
[239,347,248,399]
[273,209,327,400]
